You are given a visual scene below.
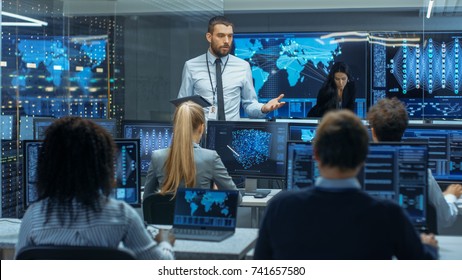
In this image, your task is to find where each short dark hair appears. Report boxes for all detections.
[37,116,116,224]
[367,97,409,141]
[208,16,234,34]
[314,110,369,170]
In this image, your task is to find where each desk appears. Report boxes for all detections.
[437,236,462,260]
[2,219,460,260]
[240,189,281,228]
[174,228,258,260]
[243,236,462,260]
[0,219,21,260]
[0,219,258,260]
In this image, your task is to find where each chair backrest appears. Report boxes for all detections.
[142,192,175,225]
[15,245,136,260]
[426,202,438,234]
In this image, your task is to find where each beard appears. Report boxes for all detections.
[210,41,231,58]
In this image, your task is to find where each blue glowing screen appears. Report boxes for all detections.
[370,32,462,119]
[233,32,367,118]
[1,35,109,118]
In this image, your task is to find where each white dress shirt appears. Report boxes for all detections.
[177,50,266,121]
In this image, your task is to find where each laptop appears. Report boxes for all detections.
[172,188,239,242]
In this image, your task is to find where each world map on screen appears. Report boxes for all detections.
[183,190,232,217]
[14,37,106,93]
[1,35,109,118]
[234,35,341,99]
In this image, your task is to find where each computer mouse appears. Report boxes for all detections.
[254,193,267,198]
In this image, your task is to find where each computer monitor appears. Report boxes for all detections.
[95,119,118,138]
[33,118,117,140]
[288,123,318,142]
[121,120,174,175]
[288,122,373,142]
[33,117,57,140]
[286,141,319,189]
[403,124,462,182]
[22,139,142,208]
[285,141,429,229]
[206,120,288,187]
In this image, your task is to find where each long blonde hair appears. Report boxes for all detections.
[161,101,205,193]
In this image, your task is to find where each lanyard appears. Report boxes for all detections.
[206,51,229,105]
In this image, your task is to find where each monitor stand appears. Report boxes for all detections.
[243,178,270,197]
[244,178,258,193]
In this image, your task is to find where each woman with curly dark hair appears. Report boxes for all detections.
[15,117,174,259]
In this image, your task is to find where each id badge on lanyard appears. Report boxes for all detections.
[208,105,217,120]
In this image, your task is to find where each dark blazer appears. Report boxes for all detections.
[307,81,356,118]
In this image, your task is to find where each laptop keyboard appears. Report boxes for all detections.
[173,228,233,241]
[239,189,271,197]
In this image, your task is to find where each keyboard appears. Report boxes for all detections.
[239,189,271,197]
[172,228,234,242]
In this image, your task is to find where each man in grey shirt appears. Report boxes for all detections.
[177,16,285,121]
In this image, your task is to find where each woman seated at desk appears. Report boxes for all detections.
[16,117,174,260]
[143,101,240,200]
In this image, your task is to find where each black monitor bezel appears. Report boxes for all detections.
[288,122,319,142]
[32,117,55,140]
[205,120,289,180]
[404,123,462,182]
[22,138,142,208]
[33,117,118,140]
[121,119,174,176]
[285,140,430,229]
[368,141,429,230]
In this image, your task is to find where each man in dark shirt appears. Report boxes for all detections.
[254,110,438,259]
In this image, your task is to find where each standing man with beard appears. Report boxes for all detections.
[177,16,285,121]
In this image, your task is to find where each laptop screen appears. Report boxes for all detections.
[173,188,239,231]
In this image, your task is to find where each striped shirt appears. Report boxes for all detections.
[15,197,174,260]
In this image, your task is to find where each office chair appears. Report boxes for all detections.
[426,203,438,235]
[142,192,175,225]
[15,245,136,260]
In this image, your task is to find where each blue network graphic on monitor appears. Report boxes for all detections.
[370,32,462,119]
[1,35,109,118]
[233,32,367,118]
[231,129,271,169]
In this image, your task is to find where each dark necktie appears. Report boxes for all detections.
[215,58,225,120]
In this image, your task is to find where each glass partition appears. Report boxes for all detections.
[0,0,224,218]
[2,0,461,218]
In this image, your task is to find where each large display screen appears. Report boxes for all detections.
[1,35,109,119]
[233,32,367,118]
[370,32,462,119]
